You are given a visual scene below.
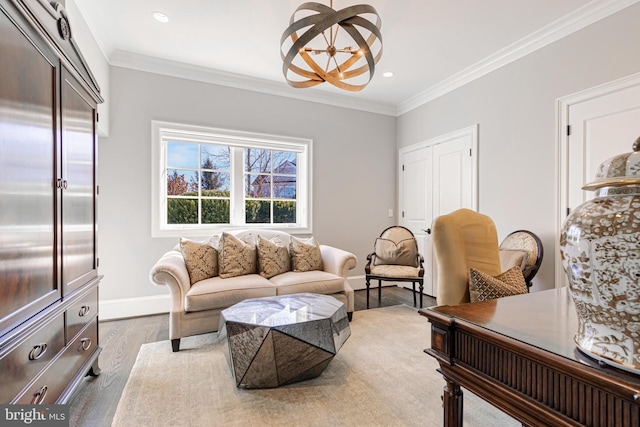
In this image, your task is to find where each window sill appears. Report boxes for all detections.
[151,224,313,239]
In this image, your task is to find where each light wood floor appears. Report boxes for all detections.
[68,287,436,427]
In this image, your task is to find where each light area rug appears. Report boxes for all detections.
[112,305,520,427]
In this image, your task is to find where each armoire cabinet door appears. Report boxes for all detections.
[60,68,98,295]
[0,5,60,334]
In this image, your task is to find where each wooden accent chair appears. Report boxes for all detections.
[499,230,544,289]
[365,226,425,308]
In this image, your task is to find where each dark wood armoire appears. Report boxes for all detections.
[0,0,102,404]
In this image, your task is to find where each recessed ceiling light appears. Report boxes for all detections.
[152,11,169,23]
[382,71,394,78]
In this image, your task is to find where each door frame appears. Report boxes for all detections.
[556,71,640,286]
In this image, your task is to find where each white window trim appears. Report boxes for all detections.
[151,120,312,237]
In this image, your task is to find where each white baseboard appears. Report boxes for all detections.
[100,294,170,321]
[100,276,385,320]
[348,275,366,290]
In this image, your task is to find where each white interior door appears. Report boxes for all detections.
[399,145,433,294]
[432,135,475,215]
[567,87,640,211]
[399,125,478,297]
[558,72,640,285]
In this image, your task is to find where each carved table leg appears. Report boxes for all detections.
[442,377,463,427]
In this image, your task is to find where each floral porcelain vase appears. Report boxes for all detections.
[560,139,640,373]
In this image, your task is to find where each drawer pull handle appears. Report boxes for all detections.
[28,343,48,360]
[80,337,92,351]
[31,386,48,404]
[79,305,91,316]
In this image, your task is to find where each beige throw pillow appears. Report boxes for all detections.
[289,236,323,272]
[256,235,291,278]
[218,232,257,278]
[499,249,529,271]
[468,266,528,302]
[373,237,418,267]
[179,237,218,286]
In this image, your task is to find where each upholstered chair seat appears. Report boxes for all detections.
[369,265,421,279]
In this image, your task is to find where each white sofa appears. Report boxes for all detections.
[149,229,357,351]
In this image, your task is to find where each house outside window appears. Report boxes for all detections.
[151,121,312,237]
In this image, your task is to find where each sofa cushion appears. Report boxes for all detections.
[289,236,324,272]
[269,270,344,296]
[184,274,275,312]
[219,232,257,279]
[179,238,218,286]
[257,235,291,279]
[468,266,528,302]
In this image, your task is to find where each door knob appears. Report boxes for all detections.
[421,228,431,234]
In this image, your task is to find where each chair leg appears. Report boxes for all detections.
[365,278,371,309]
[378,279,382,302]
[171,338,181,352]
[412,282,417,307]
[419,282,424,308]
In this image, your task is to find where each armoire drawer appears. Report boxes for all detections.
[0,313,65,403]
[66,286,98,341]
[14,317,98,404]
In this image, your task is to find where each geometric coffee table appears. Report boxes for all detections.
[219,293,351,388]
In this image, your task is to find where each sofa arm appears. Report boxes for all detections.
[320,245,357,277]
[149,250,191,304]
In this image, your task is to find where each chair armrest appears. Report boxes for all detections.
[417,253,425,277]
[320,245,357,277]
[365,252,375,274]
[149,250,191,303]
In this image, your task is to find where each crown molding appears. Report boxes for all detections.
[109,51,397,116]
[397,0,640,116]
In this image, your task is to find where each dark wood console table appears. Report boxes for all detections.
[419,288,640,427]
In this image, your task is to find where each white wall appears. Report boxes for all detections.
[397,3,640,292]
[92,2,640,317]
[98,67,396,318]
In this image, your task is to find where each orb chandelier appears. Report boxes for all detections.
[280,0,383,92]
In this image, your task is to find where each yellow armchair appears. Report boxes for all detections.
[432,209,502,306]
